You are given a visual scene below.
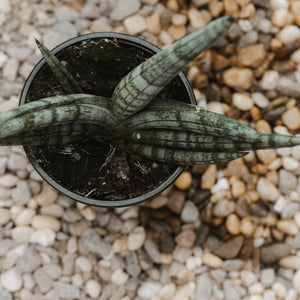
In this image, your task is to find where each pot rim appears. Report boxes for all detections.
[20,32,196,207]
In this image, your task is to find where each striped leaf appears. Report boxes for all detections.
[35,39,83,94]
[127,129,300,151]
[112,16,234,120]
[129,143,248,165]
[120,108,259,141]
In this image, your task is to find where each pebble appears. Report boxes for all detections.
[175,229,196,248]
[127,226,146,251]
[11,181,31,205]
[30,228,56,247]
[238,44,266,68]
[35,183,58,206]
[213,199,235,217]
[294,232,300,249]
[222,259,244,271]
[181,201,199,223]
[240,217,255,236]
[175,171,192,190]
[277,77,300,98]
[202,253,223,268]
[31,215,61,232]
[124,15,147,35]
[223,279,241,300]
[260,243,292,264]
[256,149,277,165]
[54,6,79,22]
[34,268,52,294]
[188,8,207,29]
[281,107,300,130]
[226,214,241,235]
[201,165,217,190]
[110,0,141,21]
[252,92,269,109]
[125,252,141,277]
[277,25,300,44]
[0,174,18,188]
[211,178,230,194]
[0,0,11,13]
[0,208,10,225]
[159,283,176,299]
[278,169,297,194]
[293,269,300,293]
[279,256,300,270]
[223,68,253,90]
[277,219,298,235]
[256,177,280,202]
[232,93,254,111]
[213,236,244,259]
[260,268,275,288]
[85,279,102,298]
[137,281,161,299]
[144,239,161,264]
[11,226,34,243]
[0,268,22,292]
[3,58,19,82]
[167,190,185,213]
[53,281,80,299]
[75,256,92,272]
[111,268,129,285]
[260,70,279,90]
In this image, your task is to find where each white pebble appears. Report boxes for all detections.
[75,256,92,272]
[232,93,253,111]
[127,226,146,251]
[252,93,269,109]
[0,268,22,292]
[277,25,300,44]
[186,256,202,271]
[85,279,101,298]
[211,178,229,194]
[0,0,11,13]
[272,281,287,298]
[260,71,279,90]
[111,268,129,285]
[138,281,161,299]
[282,156,299,171]
[30,228,56,246]
[124,15,146,35]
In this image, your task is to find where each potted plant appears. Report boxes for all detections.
[2,16,300,207]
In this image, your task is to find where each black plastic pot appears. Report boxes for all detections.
[20,32,196,207]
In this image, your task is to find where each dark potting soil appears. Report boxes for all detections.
[25,37,192,201]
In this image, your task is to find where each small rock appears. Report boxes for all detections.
[188,8,207,29]
[201,165,217,190]
[279,169,297,194]
[168,190,185,213]
[272,8,288,27]
[213,236,244,259]
[238,44,266,68]
[276,219,298,235]
[0,208,10,226]
[277,77,300,98]
[293,232,300,249]
[53,281,80,299]
[279,256,300,269]
[223,280,240,300]
[277,25,300,44]
[146,13,161,35]
[256,177,280,202]
[175,229,196,248]
[194,273,212,300]
[260,268,275,288]
[211,178,230,194]
[54,6,79,21]
[282,156,299,171]
[159,283,176,299]
[281,203,299,219]
[225,214,240,235]
[0,268,22,292]
[181,201,199,223]
[36,183,58,206]
[124,15,147,35]
[175,171,192,190]
[31,215,61,232]
[15,208,35,226]
[81,229,112,258]
[223,68,253,90]
[222,259,244,271]
[137,281,161,299]
[260,70,279,90]
[0,174,18,188]
[30,228,56,247]
[12,181,31,205]
[260,243,292,264]
[85,279,102,298]
[202,253,223,268]
[256,149,277,165]
[144,239,161,264]
[232,93,254,111]
[33,268,52,294]
[125,251,141,277]
[252,92,269,109]
[3,58,19,82]
[213,199,235,217]
[127,226,146,251]
[111,268,129,285]
[240,217,254,236]
[281,107,300,130]
[110,0,141,21]
[11,226,34,243]
[43,263,62,280]
[75,256,92,272]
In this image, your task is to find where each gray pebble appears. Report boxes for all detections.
[181,201,199,223]
[195,273,212,300]
[0,287,12,300]
[281,203,300,219]
[110,0,141,21]
[52,21,78,40]
[293,232,300,249]
[223,279,241,300]
[260,243,292,264]
[81,229,112,258]
[126,252,141,278]
[276,77,300,98]
[279,169,297,194]
[144,239,161,264]
[0,239,15,257]
[6,46,32,62]
[228,23,242,40]
[238,31,259,48]
[53,281,80,299]
[260,268,275,287]
[81,4,100,19]
[54,6,79,22]
[222,259,244,271]
[8,153,27,171]
[11,180,31,205]
[23,273,35,290]
[34,268,52,293]
[210,269,227,283]
[0,80,22,97]
[43,263,62,280]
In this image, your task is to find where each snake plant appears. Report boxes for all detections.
[2,16,300,165]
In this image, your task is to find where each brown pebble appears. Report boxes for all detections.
[213,53,230,71]
[223,67,253,90]
[209,0,224,17]
[201,165,217,190]
[224,0,239,15]
[175,171,192,190]
[225,214,241,235]
[238,44,267,68]
[175,229,196,248]
[168,25,186,40]
[282,107,300,130]
[168,190,185,213]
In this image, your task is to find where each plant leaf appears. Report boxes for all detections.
[129,143,248,165]
[128,130,300,151]
[112,15,234,120]
[120,108,259,141]
[35,39,83,94]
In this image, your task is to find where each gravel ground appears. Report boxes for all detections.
[1,0,300,299]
